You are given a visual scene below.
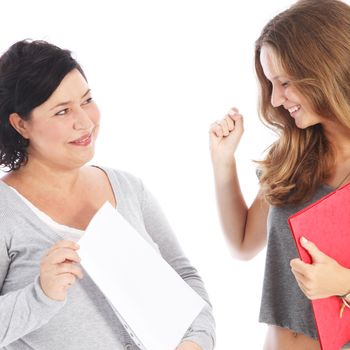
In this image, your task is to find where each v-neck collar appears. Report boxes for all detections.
[0,165,122,241]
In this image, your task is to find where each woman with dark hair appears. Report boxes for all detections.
[0,40,215,350]
[210,0,350,349]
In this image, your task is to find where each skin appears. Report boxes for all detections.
[3,68,201,350]
[209,45,350,349]
[177,341,202,350]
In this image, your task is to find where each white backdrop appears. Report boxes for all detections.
[1,1,340,348]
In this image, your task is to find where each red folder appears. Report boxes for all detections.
[288,182,350,350]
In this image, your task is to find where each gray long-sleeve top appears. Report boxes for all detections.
[0,167,215,350]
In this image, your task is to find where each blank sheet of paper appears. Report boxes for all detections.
[78,202,205,350]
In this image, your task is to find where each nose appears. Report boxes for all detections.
[270,84,286,108]
[73,106,94,131]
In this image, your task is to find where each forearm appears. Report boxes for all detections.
[178,268,214,349]
[0,276,65,347]
[140,183,216,349]
[156,251,215,349]
[212,157,248,253]
[181,303,215,350]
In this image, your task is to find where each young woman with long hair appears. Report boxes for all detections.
[210,0,350,348]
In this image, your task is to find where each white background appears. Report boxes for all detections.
[0,1,340,348]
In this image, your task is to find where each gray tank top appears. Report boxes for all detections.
[259,183,350,347]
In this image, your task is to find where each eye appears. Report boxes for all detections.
[82,97,93,105]
[281,81,290,88]
[54,108,69,116]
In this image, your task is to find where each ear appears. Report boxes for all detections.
[8,113,30,139]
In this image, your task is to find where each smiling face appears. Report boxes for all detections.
[259,45,325,129]
[17,68,100,170]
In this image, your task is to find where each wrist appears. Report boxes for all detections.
[211,150,236,165]
[212,156,236,177]
[177,341,202,350]
[337,266,350,297]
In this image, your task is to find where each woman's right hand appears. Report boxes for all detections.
[209,107,244,166]
[39,240,83,301]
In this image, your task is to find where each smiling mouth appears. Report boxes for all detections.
[70,133,92,146]
[288,105,301,114]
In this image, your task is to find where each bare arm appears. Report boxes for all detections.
[210,108,269,260]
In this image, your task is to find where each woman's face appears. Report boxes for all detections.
[259,45,325,129]
[21,69,100,169]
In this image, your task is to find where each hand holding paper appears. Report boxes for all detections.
[40,240,83,301]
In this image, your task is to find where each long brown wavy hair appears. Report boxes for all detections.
[255,0,350,206]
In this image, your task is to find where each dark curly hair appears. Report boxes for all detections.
[0,39,86,170]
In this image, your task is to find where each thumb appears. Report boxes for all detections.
[229,112,244,133]
[300,236,325,264]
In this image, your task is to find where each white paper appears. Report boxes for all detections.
[78,202,206,350]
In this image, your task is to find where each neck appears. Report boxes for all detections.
[9,158,84,195]
[322,121,350,162]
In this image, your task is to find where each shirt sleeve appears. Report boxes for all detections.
[0,235,66,347]
[139,182,216,350]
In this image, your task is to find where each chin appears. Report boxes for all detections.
[294,117,319,129]
[72,151,95,168]
[294,120,306,129]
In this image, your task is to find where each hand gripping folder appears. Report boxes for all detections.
[288,182,350,350]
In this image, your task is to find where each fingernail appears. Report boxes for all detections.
[301,236,308,244]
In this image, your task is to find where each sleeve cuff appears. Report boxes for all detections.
[32,276,66,312]
[181,330,214,350]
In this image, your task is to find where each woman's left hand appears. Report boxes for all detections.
[176,341,203,350]
[290,237,350,300]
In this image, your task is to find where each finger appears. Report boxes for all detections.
[291,267,307,284]
[209,122,224,138]
[56,262,84,279]
[58,273,77,288]
[209,106,240,135]
[300,236,325,264]
[289,258,309,274]
[216,119,230,136]
[295,278,309,297]
[228,113,243,131]
[228,107,239,115]
[290,267,309,292]
[225,111,244,136]
[47,248,81,265]
[296,280,315,300]
[225,115,235,131]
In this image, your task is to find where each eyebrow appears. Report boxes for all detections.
[49,89,91,111]
[271,76,280,80]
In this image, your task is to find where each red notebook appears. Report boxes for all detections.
[288,182,350,350]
